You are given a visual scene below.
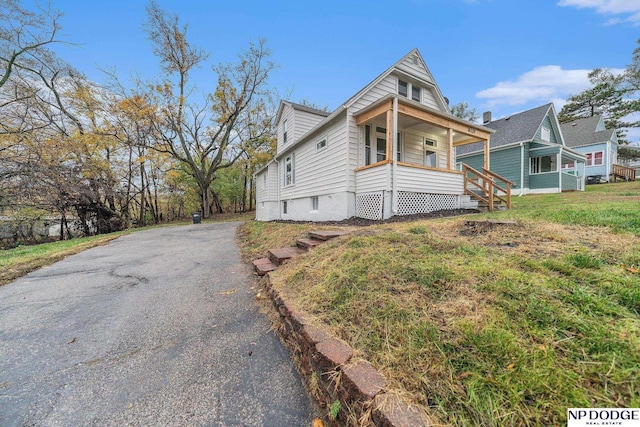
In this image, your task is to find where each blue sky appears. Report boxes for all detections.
[45,0,640,141]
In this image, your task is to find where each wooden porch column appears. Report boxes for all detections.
[484,137,491,169]
[447,128,453,170]
[386,108,394,161]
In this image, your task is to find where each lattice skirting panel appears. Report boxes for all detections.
[356,192,384,220]
[397,192,458,215]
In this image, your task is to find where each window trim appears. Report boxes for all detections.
[283,119,288,144]
[316,137,327,151]
[398,80,408,97]
[586,151,604,167]
[541,126,551,142]
[530,155,557,174]
[364,124,372,165]
[311,196,319,211]
[283,153,295,187]
[411,85,421,102]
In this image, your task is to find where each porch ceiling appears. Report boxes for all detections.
[366,111,485,145]
[354,97,491,144]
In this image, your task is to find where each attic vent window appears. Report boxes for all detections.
[541,127,551,142]
[398,80,408,97]
[413,56,418,65]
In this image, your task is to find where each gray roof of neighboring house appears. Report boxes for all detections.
[560,116,616,148]
[457,103,553,156]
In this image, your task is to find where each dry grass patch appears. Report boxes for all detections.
[257,218,640,426]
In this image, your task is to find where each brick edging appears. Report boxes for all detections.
[263,277,432,427]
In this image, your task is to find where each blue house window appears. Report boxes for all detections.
[531,156,557,174]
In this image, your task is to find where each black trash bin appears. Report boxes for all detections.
[192,212,201,224]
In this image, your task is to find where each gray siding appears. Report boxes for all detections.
[280,111,349,200]
[350,74,397,114]
[277,104,295,153]
[396,166,463,194]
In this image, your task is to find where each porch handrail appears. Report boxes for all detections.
[612,164,636,181]
[482,167,513,209]
[462,164,512,211]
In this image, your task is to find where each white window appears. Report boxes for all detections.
[586,151,603,166]
[398,80,408,97]
[311,196,319,211]
[425,138,437,168]
[284,154,295,186]
[541,127,550,142]
[283,120,288,144]
[530,155,557,174]
[316,138,327,151]
[282,201,288,214]
[364,124,372,165]
[412,85,421,102]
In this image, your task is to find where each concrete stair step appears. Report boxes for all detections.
[308,230,349,241]
[252,258,277,276]
[296,238,324,251]
[268,247,306,265]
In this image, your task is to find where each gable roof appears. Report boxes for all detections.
[275,48,463,159]
[560,116,617,148]
[457,103,554,156]
[344,48,450,113]
[275,100,330,125]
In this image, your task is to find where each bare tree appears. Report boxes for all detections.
[143,1,276,218]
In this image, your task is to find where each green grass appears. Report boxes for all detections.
[240,181,640,426]
[0,232,126,285]
[493,181,640,235]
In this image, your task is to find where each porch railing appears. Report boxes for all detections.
[462,164,513,212]
[612,164,636,182]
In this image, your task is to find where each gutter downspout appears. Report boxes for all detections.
[519,142,525,196]
[606,140,611,181]
[392,97,399,215]
[274,159,280,219]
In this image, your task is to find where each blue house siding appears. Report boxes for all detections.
[571,142,609,178]
[535,115,559,144]
[458,146,523,189]
[530,173,559,190]
[562,173,580,191]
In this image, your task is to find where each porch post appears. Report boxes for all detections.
[386,108,394,161]
[447,128,453,170]
[484,137,491,170]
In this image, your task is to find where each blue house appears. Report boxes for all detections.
[457,103,586,194]
[559,115,618,183]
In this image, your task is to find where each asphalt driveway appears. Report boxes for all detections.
[0,222,316,426]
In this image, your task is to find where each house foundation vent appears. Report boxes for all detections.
[356,192,384,220]
[397,192,457,215]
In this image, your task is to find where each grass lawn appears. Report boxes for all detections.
[239,181,640,426]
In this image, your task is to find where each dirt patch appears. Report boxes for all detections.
[273,209,480,227]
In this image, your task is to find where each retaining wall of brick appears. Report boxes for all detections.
[263,277,431,427]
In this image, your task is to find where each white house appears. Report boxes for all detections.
[255,49,497,221]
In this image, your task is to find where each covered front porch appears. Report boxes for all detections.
[352,96,495,219]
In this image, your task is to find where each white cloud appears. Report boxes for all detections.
[557,0,640,25]
[476,65,593,107]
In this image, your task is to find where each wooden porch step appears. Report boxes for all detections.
[296,238,324,250]
[308,230,350,241]
[268,247,306,266]
[252,258,277,276]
